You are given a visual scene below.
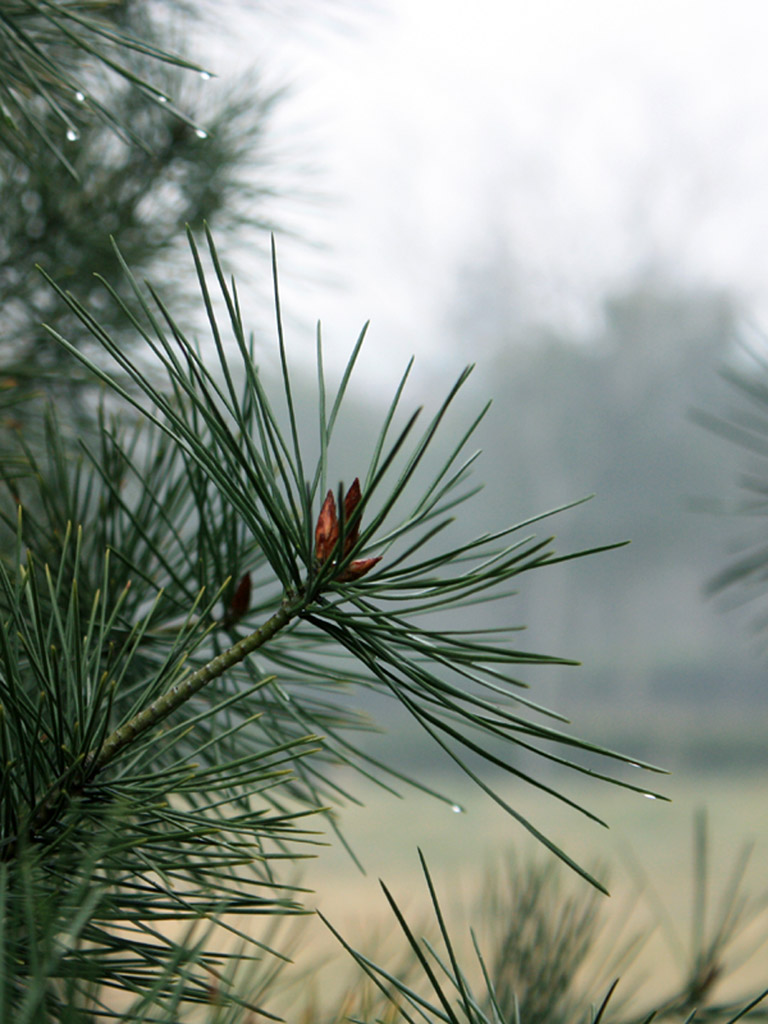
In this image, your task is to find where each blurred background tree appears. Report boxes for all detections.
[0,0,287,417]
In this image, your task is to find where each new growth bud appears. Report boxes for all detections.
[230,571,252,619]
[314,478,381,581]
[314,490,339,563]
[220,571,252,628]
[336,557,381,582]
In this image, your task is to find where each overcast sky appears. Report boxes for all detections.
[201,2,768,379]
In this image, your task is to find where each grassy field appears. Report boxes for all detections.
[273,767,768,1018]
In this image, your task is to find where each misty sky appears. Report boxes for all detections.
[203,2,768,377]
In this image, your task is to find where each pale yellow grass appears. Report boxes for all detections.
[271,769,768,1019]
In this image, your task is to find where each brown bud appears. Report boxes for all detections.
[314,478,381,582]
[228,571,252,621]
[342,478,362,554]
[336,556,382,582]
[314,490,339,562]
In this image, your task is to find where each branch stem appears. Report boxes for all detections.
[14,595,302,851]
[89,596,300,773]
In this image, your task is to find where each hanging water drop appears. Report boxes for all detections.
[199,71,212,81]
[74,91,85,103]
[450,803,465,814]
[65,128,79,142]
[642,793,658,800]
[157,95,168,104]
[194,128,208,139]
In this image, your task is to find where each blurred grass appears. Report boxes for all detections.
[278,769,768,1019]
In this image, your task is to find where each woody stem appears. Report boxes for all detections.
[88,596,301,773]
[19,595,302,847]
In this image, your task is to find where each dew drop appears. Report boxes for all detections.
[74,91,85,103]
[199,71,212,81]
[627,762,642,769]
[642,793,657,800]
[194,128,208,139]
[451,803,465,814]
[65,128,79,142]
[157,95,168,104]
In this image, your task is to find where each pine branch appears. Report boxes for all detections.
[89,593,301,773]
[2,592,305,863]
[34,228,669,892]
[0,0,209,171]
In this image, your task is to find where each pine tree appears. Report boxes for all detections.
[0,4,766,1022]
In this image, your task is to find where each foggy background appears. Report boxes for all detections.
[192,1,768,775]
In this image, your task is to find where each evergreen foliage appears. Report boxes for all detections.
[0,1,281,413]
[694,345,768,632]
[0,2,765,1022]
